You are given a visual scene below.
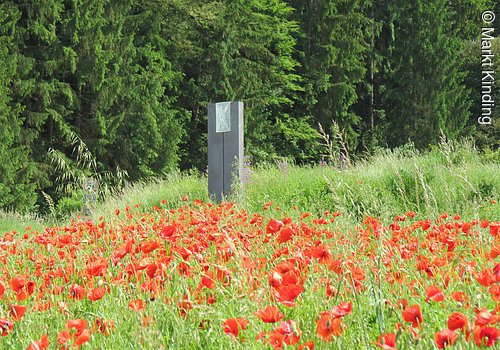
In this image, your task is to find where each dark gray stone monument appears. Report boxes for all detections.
[208,101,244,202]
[82,177,99,217]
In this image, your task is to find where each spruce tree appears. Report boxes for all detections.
[384,0,471,148]
[168,0,305,167]
[287,0,373,151]
[0,3,37,212]
[92,0,183,179]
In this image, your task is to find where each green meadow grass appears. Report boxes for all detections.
[0,142,498,350]
[1,141,498,232]
[0,210,45,234]
[92,141,499,226]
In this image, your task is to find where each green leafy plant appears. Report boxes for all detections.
[47,133,127,217]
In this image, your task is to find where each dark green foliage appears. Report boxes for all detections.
[0,0,497,214]
[56,0,183,180]
[275,115,322,163]
[383,0,471,148]
[0,3,37,212]
[448,0,495,40]
[169,0,306,167]
[97,1,183,179]
[1,0,183,213]
[462,38,500,151]
[288,0,373,151]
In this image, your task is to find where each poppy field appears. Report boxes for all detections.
[0,196,499,350]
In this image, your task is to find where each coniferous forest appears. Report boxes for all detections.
[1,0,499,214]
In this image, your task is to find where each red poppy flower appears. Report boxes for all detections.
[57,330,71,345]
[267,218,284,234]
[297,341,314,350]
[277,226,294,244]
[0,281,5,299]
[396,299,408,309]
[85,258,108,277]
[425,286,445,302]
[0,318,14,336]
[69,283,85,300]
[274,260,296,275]
[222,318,249,338]
[490,224,499,237]
[461,222,471,233]
[475,326,499,347]
[255,306,284,323]
[435,329,457,349]
[269,331,284,349]
[330,302,352,318]
[376,333,396,350]
[275,320,301,346]
[475,310,497,327]
[316,312,344,341]
[274,284,304,307]
[58,319,91,348]
[491,246,500,259]
[74,329,91,346]
[451,291,467,303]
[10,276,26,293]
[448,312,468,331]
[140,240,160,254]
[9,305,27,321]
[201,273,216,289]
[328,259,343,274]
[159,225,176,239]
[480,219,490,228]
[130,257,151,272]
[87,286,106,301]
[66,319,87,337]
[476,269,496,287]
[402,305,423,328]
[146,262,158,278]
[310,245,331,261]
[494,263,500,281]
[27,334,49,350]
[490,285,500,302]
[93,318,115,336]
[282,270,300,285]
[422,220,431,230]
[350,267,366,290]
[326,284,337,298]
[9,276,34,301]
[128,299,145,311]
